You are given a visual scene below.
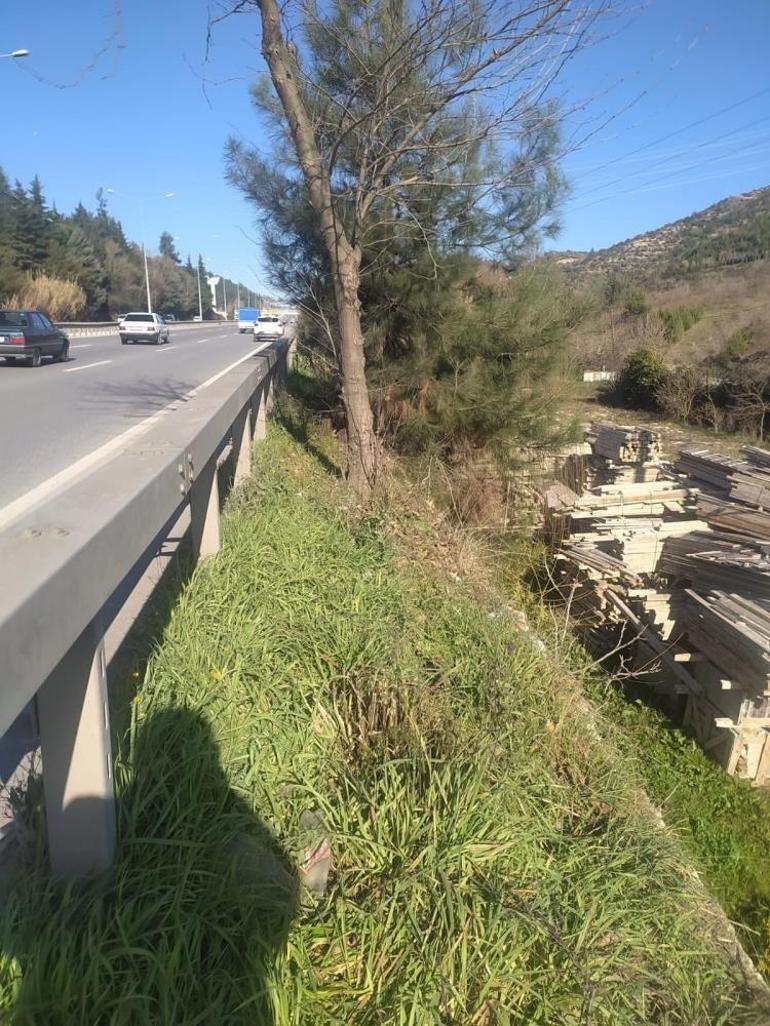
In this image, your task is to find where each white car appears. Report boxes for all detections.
[119,312,170,345]
[253,315,284,341]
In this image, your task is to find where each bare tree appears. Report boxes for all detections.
[733,371,770,440]
[655,365,703,424]
[216,0,610,496]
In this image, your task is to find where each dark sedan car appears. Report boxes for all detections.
[0,310,69,367]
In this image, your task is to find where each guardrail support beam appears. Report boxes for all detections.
[190,458,221,559]
[36,619,116,877]
[233,407,253,486]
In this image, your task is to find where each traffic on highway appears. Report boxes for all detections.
[0,318,261,516]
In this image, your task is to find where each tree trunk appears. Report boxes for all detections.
[333,246,378,493]
[257,0,378,497]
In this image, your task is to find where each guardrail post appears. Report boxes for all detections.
[190,458,220,559]
[254,384,267,441]
[232,406,253,485]
[36,618,116,877]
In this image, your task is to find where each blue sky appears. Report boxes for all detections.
[555,0,770,250]
[1,0,768,280]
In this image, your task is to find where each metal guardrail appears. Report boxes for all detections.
[0,339,292,875]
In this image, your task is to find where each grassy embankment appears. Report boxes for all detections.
[0,385,767,1023]
[581,672,770,973]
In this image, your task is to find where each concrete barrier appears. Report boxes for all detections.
[57,320,217,338]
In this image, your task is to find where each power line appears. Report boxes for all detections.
[569,159,770,215]
[569,112,770,206]
[570,85,770,185]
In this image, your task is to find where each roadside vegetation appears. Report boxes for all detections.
[0,395,766,1023]
[223,0,606,495]
[585,674,770,974]
[0,170,257,319]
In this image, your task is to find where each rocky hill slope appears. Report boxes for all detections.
[553,185,770,283]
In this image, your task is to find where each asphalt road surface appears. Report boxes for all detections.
[0,322,261,520]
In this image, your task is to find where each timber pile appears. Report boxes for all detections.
[659,534,770,607]
[698,495,770,540]
[543,427,770,784]
[742,445,770,469]
[674,449,751,492]
[589,422,662,463]
[550,543,642,629]
[681,590,770,692]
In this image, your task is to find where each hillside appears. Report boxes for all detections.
[552,186,770,284]
[555,187,770,371]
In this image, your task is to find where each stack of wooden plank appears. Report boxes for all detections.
[674,449,751,493]
[658,533,770,605]
[551,543,642,628]
[730,473,770,507]
[597,462,661,485]
[681,589,770,691]
[742,445,770,469]
[589,422,662,463]
[577,518,708,575]
[546,426,770,783]
[698,494,770,540]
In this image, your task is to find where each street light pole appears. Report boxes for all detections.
[222,278,228,320]
[105,188,174,314]
[0,49,29,59]
[196,263,203,320]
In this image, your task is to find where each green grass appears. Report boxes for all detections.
[582,677,770,972]
[0,417,764,1023]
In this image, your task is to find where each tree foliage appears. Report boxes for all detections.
[0,169,248,320]
[617,348,668,409]
[159,232,181,263]
[658,304,703,345]
[225,0,599,483]
[380,266,578,463]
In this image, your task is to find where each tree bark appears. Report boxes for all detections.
[333,245,378,493]
[257,0,378,495]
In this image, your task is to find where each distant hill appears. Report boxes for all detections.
[550,186,770,283]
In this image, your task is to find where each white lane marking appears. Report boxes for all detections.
[0,345,274,529]
[62,360,112,374]
[71,344,93,350]
[194,338,210,344]
[154,345,177,353]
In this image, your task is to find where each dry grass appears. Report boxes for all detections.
[7,274,87,321]
[571,260,770,372]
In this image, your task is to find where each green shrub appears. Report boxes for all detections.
[617,348,668,408]
[658,304,703,344]
[723,326,756,360]
[622,291,650,318]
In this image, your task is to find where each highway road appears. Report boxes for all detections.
[0,322,261,522]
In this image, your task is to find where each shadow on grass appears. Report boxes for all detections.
[109,460,239,740]
[0,708,298,1024]
[277,365,342,478]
